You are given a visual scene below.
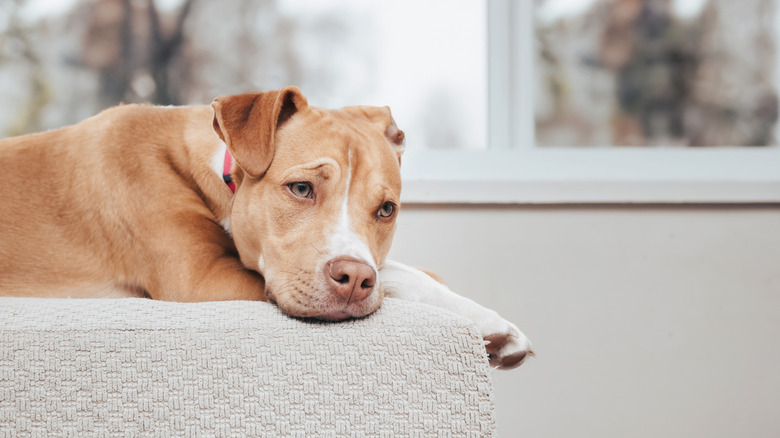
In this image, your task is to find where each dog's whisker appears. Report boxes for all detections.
[305,239,326,257]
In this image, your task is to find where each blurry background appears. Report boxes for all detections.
[535,0,779,147]
[0,0,486,149]
[3,0,779,148]
[2,1,780,437]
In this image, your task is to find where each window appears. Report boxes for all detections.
[401,0,780,203]
[3,0,779,203]
[275,0,488,152]
[0,0,487,151]
[535,0,779,148]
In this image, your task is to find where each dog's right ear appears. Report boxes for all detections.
[211,86,308,178]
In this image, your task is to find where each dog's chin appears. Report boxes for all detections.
[280,303,378,321]
[265,282,384,321]
[314,311,353,321]
[273,299,381,322]
[313,298,383,321]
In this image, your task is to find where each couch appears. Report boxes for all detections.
[0,297,496,437]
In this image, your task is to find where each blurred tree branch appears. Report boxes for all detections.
[0,0,355,135]
[147,0,196,104]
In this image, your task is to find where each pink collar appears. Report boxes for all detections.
[223,148,236,193]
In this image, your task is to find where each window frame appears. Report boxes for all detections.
[399,0,780,204]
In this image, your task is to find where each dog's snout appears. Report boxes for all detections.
[325,257,376,303]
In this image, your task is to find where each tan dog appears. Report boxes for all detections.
[0,87,532,369]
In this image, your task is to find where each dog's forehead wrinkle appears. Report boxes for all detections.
[373,182,399,202]
[283,157,339,177]
[303,109,389,165]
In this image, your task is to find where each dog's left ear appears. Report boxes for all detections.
[382,107,406,166]
[343,105,405,165]
[211,86,308,178]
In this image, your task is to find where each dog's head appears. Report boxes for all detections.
[212,87,405,320]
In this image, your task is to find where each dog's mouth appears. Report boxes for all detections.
[278,304,376,322]
[314,311,353,321]
[264,277,383,321]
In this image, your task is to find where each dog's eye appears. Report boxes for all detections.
[288,182,313,199]
[377,201,396,219]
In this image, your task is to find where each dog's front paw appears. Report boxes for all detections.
[379,260,534,369]
[479,315,534,370]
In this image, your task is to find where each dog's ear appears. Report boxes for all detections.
[382,107,405,165]
[342,105,405,165]
[211,86,308,178]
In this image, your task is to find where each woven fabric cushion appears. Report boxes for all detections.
[0,297,495,437]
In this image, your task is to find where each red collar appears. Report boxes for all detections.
[223,148,236,193]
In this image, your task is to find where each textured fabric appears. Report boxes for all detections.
[0,297,495,437]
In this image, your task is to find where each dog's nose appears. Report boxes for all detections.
[325,257,376,303]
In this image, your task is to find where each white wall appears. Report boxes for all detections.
[388,205,780,438]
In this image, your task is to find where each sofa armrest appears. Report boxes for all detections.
[0,297,495,437]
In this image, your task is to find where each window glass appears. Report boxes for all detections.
[0,0,487,151]
[534,0,779,147]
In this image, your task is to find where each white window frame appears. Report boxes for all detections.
[399,0,780,204]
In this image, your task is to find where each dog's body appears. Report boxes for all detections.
[0,87,531,369]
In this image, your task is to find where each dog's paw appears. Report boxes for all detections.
[379,260,533,369]
[479,316,534,370]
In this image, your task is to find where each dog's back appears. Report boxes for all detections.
[0,104,220,297]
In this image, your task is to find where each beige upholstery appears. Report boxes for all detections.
[0,297,496,437]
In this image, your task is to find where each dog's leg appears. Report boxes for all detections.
[380,260,533,369]
[142,212,267,302]
[150,252,266,302]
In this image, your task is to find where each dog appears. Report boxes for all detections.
[0,87,532,369]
